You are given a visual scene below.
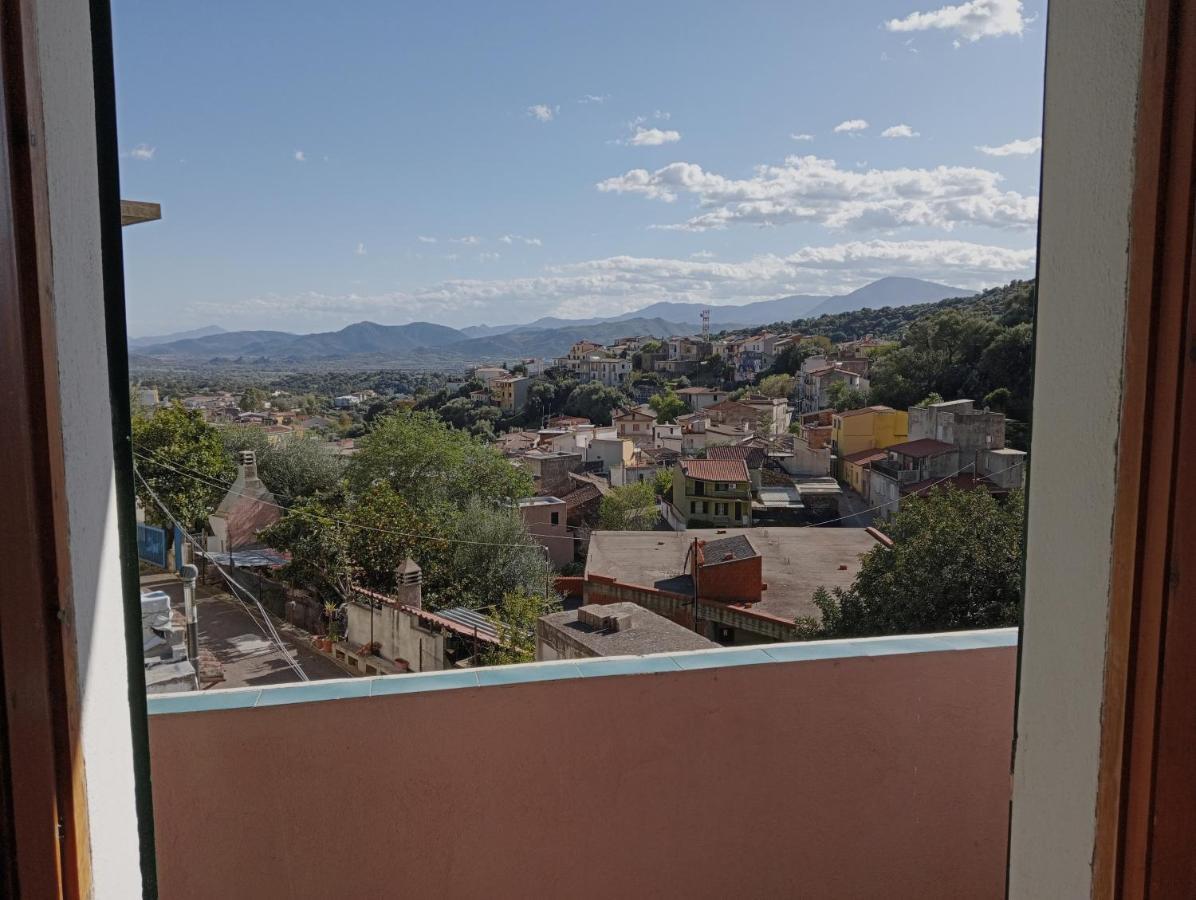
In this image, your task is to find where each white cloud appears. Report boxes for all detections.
[500,234,543,246]
[690,250,716,259]
[578,94,610,104]
[450,235,481,245]
[527,104,558,122]
[597,154,1038,232]
[198,239,1034,327]
[417,235,438,244]
[886,0,1026,43]
[130,144,156,161]
[790,133,814,142]
[629,127,682,147]
[882,124,920,138]
[478,252,501,262]
[977,136,1042,156]
[355,243,367,256]
[834,119,869,133]
[294,150,306,162]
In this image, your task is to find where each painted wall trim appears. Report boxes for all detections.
[148,628,1017,716]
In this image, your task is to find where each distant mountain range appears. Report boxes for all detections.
[130,276,970,370]
[128,324,227,348]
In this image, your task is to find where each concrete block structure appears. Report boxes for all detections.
[517,496,573,568]
[535,602,717,660]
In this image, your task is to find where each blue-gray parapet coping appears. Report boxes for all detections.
[146,627,1018,716]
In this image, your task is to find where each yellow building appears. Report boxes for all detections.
[841,448,888,499]
[831,406,909,482]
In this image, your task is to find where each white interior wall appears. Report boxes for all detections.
[34,0,145,894]
[1008,0,1146,895]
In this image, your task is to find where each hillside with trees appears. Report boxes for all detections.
[759,279,1036,445]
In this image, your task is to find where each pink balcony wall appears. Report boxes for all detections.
[149,643,1015,898]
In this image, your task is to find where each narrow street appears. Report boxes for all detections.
[141,572,353,689]
[195,590,354,688]
[836,486,878,527]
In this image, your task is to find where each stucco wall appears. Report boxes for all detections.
[149,644,1016,899]
[345,601,446,671]
[1008,0,1146,895]
[35,0,146,892]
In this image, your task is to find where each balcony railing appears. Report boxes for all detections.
[146,629,1017,899]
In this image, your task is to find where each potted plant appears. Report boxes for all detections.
[324,600,341,649]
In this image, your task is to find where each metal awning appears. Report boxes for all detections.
[201,548,289,568]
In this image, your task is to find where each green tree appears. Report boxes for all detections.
[977,323,1034,419]
[221,428,346,503]
[259,496,358,601]
[649,390,687,423]
[796,487,1025,639]
[239,386,267,411]
[437,396,481,430]
[132,403,233,534]
[446,500,550,608]
[598,482,659,530]
[825,380,870,412]
[524,380,558,422]
[652,468,673,498]
[766,336,834,376]
[563,381,626,426]
[483,588,561,665]
[757,373,795,398]
[347,409,532,509]
[982,387,1013,413]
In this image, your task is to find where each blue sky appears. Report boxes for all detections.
[114,0,1045,335]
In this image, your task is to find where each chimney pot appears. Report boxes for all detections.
[394,557,423,608]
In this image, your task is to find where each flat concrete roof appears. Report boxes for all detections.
[518,496,564,506]
[587,528,882,622]
[540,603,717,656]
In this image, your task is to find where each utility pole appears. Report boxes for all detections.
[543,546,552,606]
[180,563,200,690]
[691,536,701,635]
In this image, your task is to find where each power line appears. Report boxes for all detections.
[804,457,1026,529]
[134,466,309,682]
[134,440,1024,554]
[132,446,592,548]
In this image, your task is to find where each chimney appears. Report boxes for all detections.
[237,449,260,483]
[395,557,423,609]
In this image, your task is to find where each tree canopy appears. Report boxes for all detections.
[261,409,543,610]
[346,409,531,509]
[756,373,795,399]
[796,486,1025,639]
[649,390,687,424]
[563,381,627,426]
[598,482,660,530]
[220,427,346,504]
[132,403,232,532]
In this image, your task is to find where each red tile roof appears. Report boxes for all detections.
[613,406,655,420]
[562,483,602,508]
[680,458,751,482]
[835,405,896,418]
[841,448,888,465]
[885,438,956,458]
[707,445,767,467]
